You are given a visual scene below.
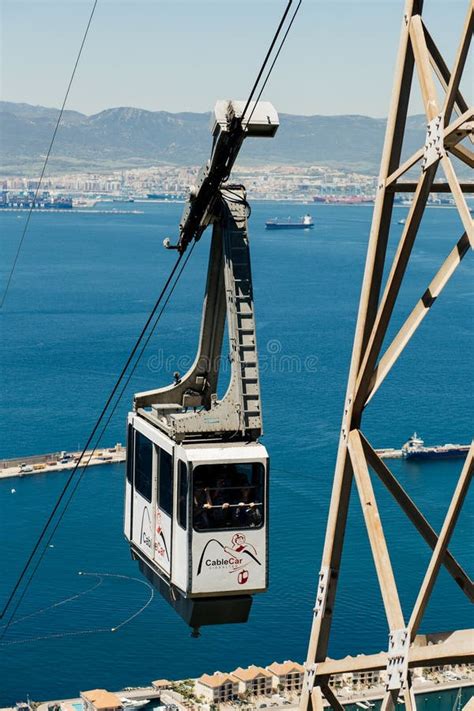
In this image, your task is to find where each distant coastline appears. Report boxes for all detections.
[0,100,431,176]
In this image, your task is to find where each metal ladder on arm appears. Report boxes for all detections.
[135,186,263,442]
[221,186,262,437]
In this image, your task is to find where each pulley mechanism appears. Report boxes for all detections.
[164,99,279,253]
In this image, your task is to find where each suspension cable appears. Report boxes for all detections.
[0,0,99,310]
[33,241,196,572]
[244,0,302,128]
[0,251,184,632]
[0,244,196,641]
[241,0,294,122]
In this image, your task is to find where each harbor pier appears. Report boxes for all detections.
[0,445,126,480]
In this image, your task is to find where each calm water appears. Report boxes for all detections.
[0,202,472,703]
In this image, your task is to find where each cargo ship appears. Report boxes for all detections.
[265,214,314,230]
[401,433,470,460]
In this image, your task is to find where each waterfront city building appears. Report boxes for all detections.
[231,666,274,697]
[266,661,305,693]
[194,673,239,703]
[80,690,123,711]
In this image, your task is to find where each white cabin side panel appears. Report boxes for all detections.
[154,504,171,576]
[190,528,266,595]
[171,525,188,592]
[132,493,155,559]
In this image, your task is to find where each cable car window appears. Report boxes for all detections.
[193,462,264,532]
[178,460,188,530]
[134,431,152,502]
[126,425,134,484]
[158,448,173,516]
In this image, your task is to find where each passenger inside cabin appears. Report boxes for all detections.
[234,486,262,527]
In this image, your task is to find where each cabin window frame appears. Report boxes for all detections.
[134,430,153,503]
[126,424,134,484]
[177,459,188,530]
[157,446,173,517]
[192,461,265,533]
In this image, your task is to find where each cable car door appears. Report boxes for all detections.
[170,457,189,592]
[154,440,173,577]
[131,428,154,560]
[124,419,134,541]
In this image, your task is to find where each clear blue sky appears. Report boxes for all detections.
[0,0,471,117]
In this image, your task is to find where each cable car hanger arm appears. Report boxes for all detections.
[134,100,278,442]
[164,100,279,253]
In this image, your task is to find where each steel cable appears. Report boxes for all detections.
[241,0,294,122]
[0,240,198,639]
[244,0,302,128]
[0,251,184,635]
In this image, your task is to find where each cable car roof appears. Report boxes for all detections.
[179,441,268,461]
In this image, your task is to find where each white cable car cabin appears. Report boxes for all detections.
[123,100,279,633]
[124,418,268,630]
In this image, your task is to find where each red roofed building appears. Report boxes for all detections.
[195,672,239,703]
[266,661,305,693]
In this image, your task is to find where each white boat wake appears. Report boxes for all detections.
[0,571,155,646]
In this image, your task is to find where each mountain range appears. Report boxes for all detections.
[1,101,430,175]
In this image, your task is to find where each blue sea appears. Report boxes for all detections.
[0,201,472,704]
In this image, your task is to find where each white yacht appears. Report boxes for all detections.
[120,699,150,711]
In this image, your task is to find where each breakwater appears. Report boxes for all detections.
[0,444,125,479]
